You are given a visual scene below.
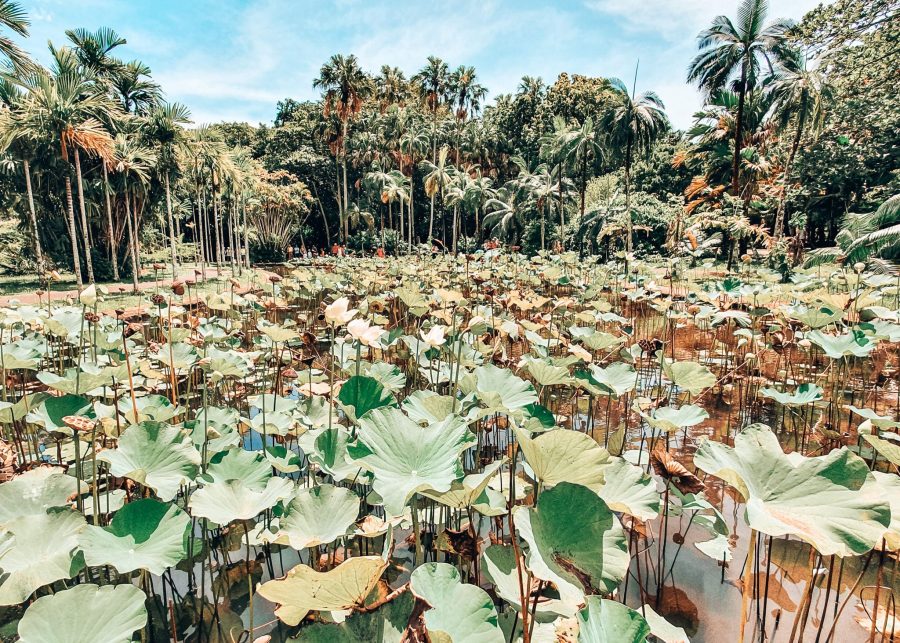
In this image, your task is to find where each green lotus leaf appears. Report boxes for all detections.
[79,498,191,575]
[577,597,650,643]
[189,477,294,525]
[0,392,50,424]
[36,366,112,394]
[760,383,824,406]
[402,390,458,424]
[597,457,660,521]
[298,395,339,430]
[151,341,199,370]
[640,404,709,432]
[576,362,637,398]
[785,304,843,329]
[694,423,890,556]
[0,507,86,605]
[310,426,364,481]
[275,484,360,549]
[807,329,876,359]
[246,409,295,436]
[257,554,388,625]
[266,444,304,473]
[410,562,503,642]
[872,472,900,551]
[203,448,271,489]
[516,482,629,596]
[862,433,900,467]
[338,375,398,424]
[0,339,42,370]
[471,364,538,413]
[187,406,242,453]
[117,394,183,423]
[17,583,147,643]
[482,544,576,618]
[514,426,610,492]
[0,467,72,524]
[289,590,414,643]
[523,357,575,387]
[25,394,94,434]
[419,460,505,509]
[97,421,201,501]
[847,405,900,430]
[350,408,475,516]
[362,361,407,394]
[204,346,251,378]
[257,319,300,343]
[661,358,716,396]
[640,604,689,642]
[695,533,733,562]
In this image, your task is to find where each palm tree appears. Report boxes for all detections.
[421,145,452,243]
[0,79,44,271]
[400,126,429,247]
[144,102,191,277]
[375,65,408,112]
[561,117,603,230]
[605,75,668,256]
[768,49,831,239]
[483,185,523,242]
[412,56,449,162]
[687,0,791,197]
[313,54,373,242]
[110,61,161,114]
[0,1,33,75]
[112,133,157,291]
[540,117,576,246]
[65,27,125,77]
[463,169,495,241]
[21,66,117,287]
[448,65,486,164]
[805,195,900,272]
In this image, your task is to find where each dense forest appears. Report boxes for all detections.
[0,0,897,285]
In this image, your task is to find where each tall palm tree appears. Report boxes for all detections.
[21,67,117,287]
[112,133,156,291]
[448,65,486,165]
[65,27,125,77]
[561,117,604,230]
[768,49,831,239]
[605,76,668,256]
[412,56,449,162]
[313,54,372,242]
[540,117,576,246]
[400,126,429,247]
[687,0,791,197]
[375,65,408,112]
[144,102,191,277]
[463,169,495,241]
[110,61,161,114]
[0,1,33,75]
[421,145,452,243]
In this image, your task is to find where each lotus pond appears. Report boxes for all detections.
[0,252,898,643]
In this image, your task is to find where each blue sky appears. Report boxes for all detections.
[19,0,825,129]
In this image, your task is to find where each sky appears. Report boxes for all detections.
[17,0,827,129]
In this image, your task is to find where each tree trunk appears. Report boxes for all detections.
[212,190,222,275]
[773,116,805,240]
[196,185,207,282]
[341,119,350,242]
[243,201,251,269]
[64,176,84,289]
[580,152,588,222]
[164,174,178,279]
[311,183,331,248]
[23,159,44,272]
[428,193,435,244]
[73,149,95,283]
[558,162,565,247]
[409,165,415,248]
[732,60,748,197]
[123,183,140,292]
[102,164,119,281]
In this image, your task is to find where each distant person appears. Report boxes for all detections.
[376,246,385,258]
[287,246,294,260]
[332,242,339,256]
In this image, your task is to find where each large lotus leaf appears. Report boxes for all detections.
[117,394,183,423]
[266,444,304,473]
[0,467,72,524]
[25,394,95,433]
[516,482,629,596]
[189,477,294,525]
[785,304,843,329]
[338,375,398,424]
[289,590,414,643]
[661,358,715,396]
[310,427,364,481]
[640,404,709,433]
[482,544,576,618]
[577,597,650,643]
[257,319,300,343]
[410,562,503,642]
[862,433,900,467]
[204,346,251,378]
[760,383,824,406]
[257,555,388,625]
[362,361,407,394]
[97,421,201,501]
[0,339,42,370]
[246,409,295,436]
[79,498,190,575]
[419,460,504,509]
[576,362,637,398]
[807,329,876,359]
[17,583,147,643]
[298,396,338,430]
[597,457,660,520]
[203,448,271,489]
[0,392,50,424]
[36,367,112,394]
[0,507,86,605]
[403,390,458,424]
[514,426,610,492]
[694,423,890,556]
[523,357,575,387]
[350,408,475,516]
[275,484,359,549]
[472,364,538,412]
[641,604,691,643]
[873,472,900,551]
[151,341,199,370]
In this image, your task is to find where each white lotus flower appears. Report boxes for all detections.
[324,297,357,326]
[420,325,447,348]
[79,284,97,307]
[347,318,385,347]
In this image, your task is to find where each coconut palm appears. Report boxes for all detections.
[110,61,161,114]
[421,145,452,243]
[560,117,604,229]
[463,169,495,240]
[400,127,429,247]
[605,76,668,257]
[412,56,449,162]
[540,117,576,246]
[482,185,523,242]
[0,1,33,75]
[112,133,156,290]
[20,66,117,287]
[687,0,791,197]
[805,195,900,271]
[64,27,126,77]
[144,102,192,277]
[375,65,408,112]
[768,49,832,239]
[313,54,373,241]
[448,65,486,164]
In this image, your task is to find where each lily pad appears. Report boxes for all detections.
[410,562,503,642]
